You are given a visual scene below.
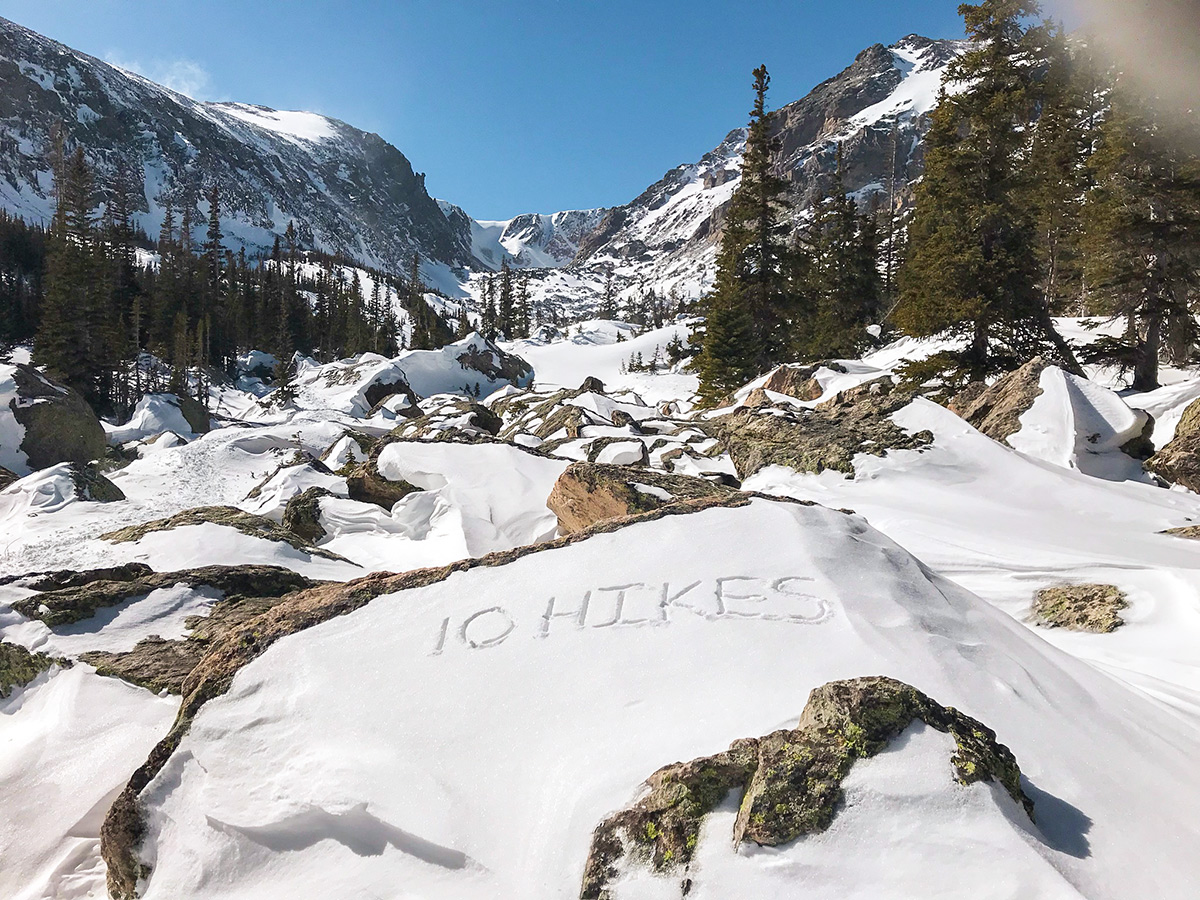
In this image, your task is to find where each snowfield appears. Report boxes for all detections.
[3,319,1200,899]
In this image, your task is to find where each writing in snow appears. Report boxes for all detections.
[431,575,834,655]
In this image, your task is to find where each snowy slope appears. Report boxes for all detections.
[133,499,1200,899]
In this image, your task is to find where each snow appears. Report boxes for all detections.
[0,364,30,474]
[595,441,646,465]
[214,104,336,144]
[0,667,176,900]
[744,398,1200,708]
[373,441,566,556]
[851,43,965,129]
[106,394,203,444]
[1008,367,1151,481]
[133,499,1200,898]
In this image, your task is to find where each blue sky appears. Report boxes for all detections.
[0,1,1073,219]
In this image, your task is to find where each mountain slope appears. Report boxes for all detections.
[0,17,470,271]
[507,36,964,315]
[438,202,608,270]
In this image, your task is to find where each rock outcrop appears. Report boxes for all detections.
[1034,584,1128,633]
[580,676,1033,899]
[11,563,316,628]
[709,379,929,478]
[0,641,66,698]
[282,487,335,543]
[99,506,347,559]
[5,364,106,471]
[949,357,1052,444]
[1146,397,1200,491]
[547,462,737,534]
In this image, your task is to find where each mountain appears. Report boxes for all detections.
[0,16,472,274]
[508,35,964,315]
[437,202,608,270]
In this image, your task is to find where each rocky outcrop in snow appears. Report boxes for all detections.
[1146,397,1200,492]
[1033,584,1128,634]
[1,363,105,474]
[547,461,736,534]
[580,675,1032,899]
[709,378,929,478]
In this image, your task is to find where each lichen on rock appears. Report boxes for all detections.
[0,641,67,698]
[707,380,930,478]
[1033,583,1127,633]
[580,676,1033,899]
[1146,397,1200,491]
[547,462,737,534]
[98,505,347,559]
[282,486,335,543]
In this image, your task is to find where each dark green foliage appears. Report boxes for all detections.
[894,0,1072,394]
[1082,88,1200,390]
[696,65,791,404]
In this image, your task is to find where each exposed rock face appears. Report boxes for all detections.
[345,458,421,510]
[11,563,316,628]
[69,461,125,501]
[82,637,206,696]
[282,486,334,543]
[0,465,17,488]
[1034,584,1128,633]
[388,396,504,442]
[1146,397,1200,491]
[99,505,347,560]
[949,357,1052,444]
[709,380,929,478]
[174,395,212,434]
[0,641,65,698]
[455,341,533,387]
[759,362,846,402]
[547,462,738,534]
[580,676,1033,899]
[7,364,106,471]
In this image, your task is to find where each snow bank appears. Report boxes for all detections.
[106,394,202,444]
[135,499,1200,899]
[0,668,175,900]
[1008,367,1150,481]
[0,364,29,474]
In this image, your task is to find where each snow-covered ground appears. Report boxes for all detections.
[4,318,1200,899]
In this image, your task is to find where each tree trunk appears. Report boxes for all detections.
[1133,308,1162,392]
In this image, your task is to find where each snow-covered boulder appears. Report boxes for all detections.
[282,353,420,417]
[0,462,124,523]
[1006,366,1153,480]
[390,333,533,399]
[0,363,105,475]
[106,393,211,445]
[98,497,1200,899]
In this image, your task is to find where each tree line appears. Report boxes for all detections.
[697,0,1200,403]
[7,135,466,416]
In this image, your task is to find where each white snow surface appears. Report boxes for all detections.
[135,499,1200,899]
[105,394,202,444]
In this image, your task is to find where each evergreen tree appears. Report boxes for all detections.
[599,267,618,319]
[36,146,94,398]
[893,0,1076,394]
[695,64,789,402]
[497,259,515,338]
[1082,86,1200,389]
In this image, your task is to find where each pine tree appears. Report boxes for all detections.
[695,64,790,403]
[497,259,515,338]
[1082,86,1200,389]
[893,0,1074,394]
[599,267,617,319]
[36,146,94,398]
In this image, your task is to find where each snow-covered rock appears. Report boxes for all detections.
[105,497,1200,899]
[0,364,105,476]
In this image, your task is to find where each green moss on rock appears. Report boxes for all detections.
[1034,583,1127,633]
[283,486,334,543]
[580,676,1033,899]
[0,641,66,698]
